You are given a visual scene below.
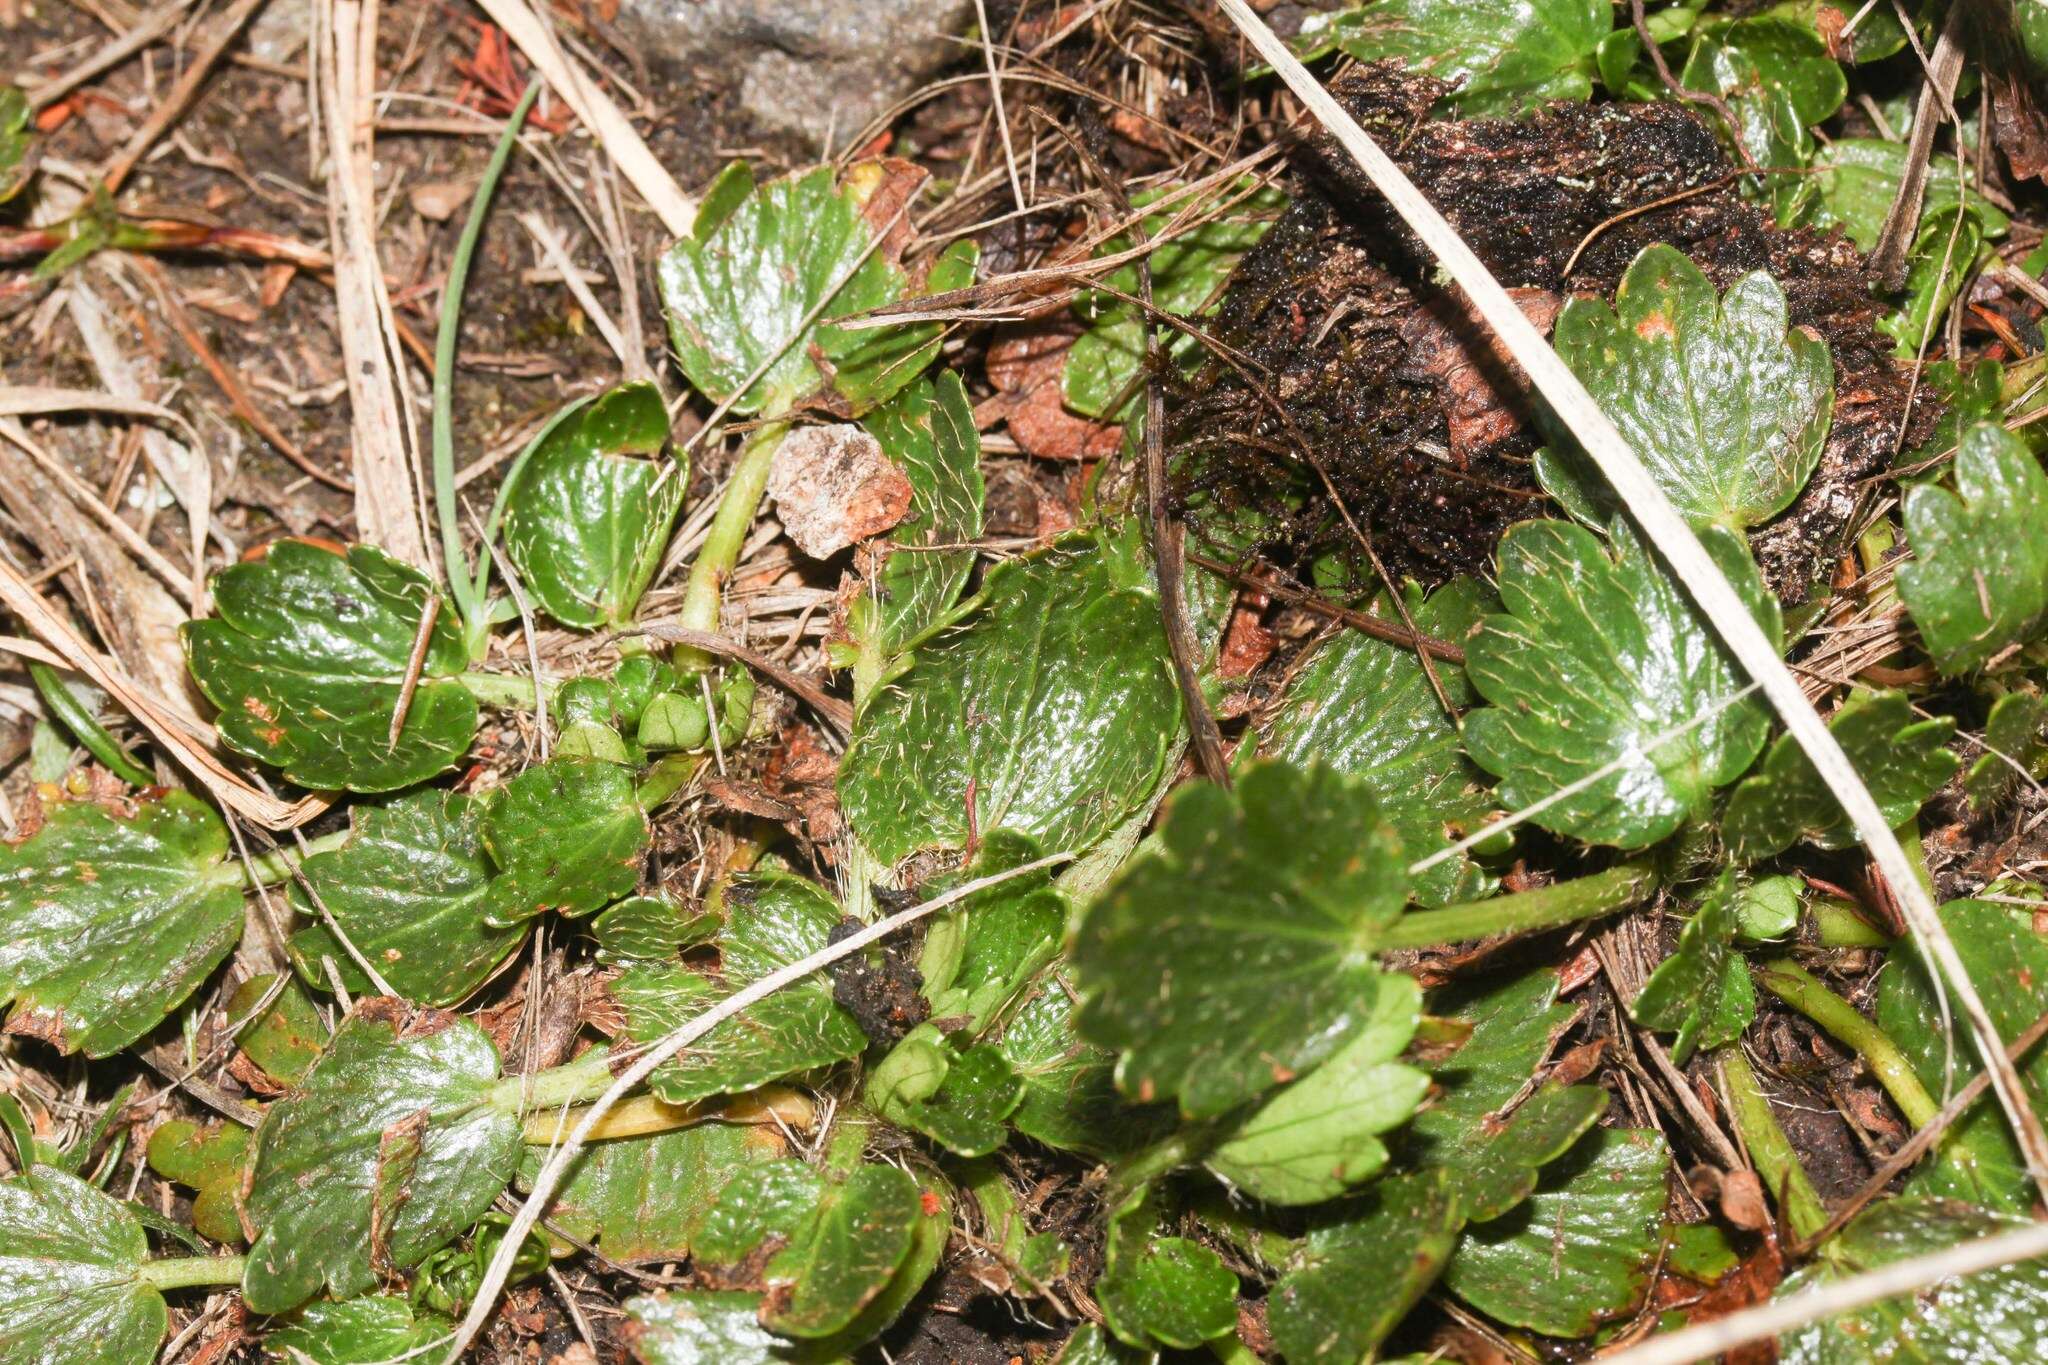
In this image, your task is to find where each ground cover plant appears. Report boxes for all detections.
[8,0,2048,1360]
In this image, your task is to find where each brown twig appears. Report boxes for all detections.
[387,595,440,746]
[1630,0,1759,174]
[1870,3,1967,291]
[1186,551,1465,663]
[634,623,853,736]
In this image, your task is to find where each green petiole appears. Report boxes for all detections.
[671,419,790,675]
[1719,1046,1830,1241]
[29,661,154,787]
[1758,958,1939,1129]
[133,1254,247,1292]
[1375,859,1662,951]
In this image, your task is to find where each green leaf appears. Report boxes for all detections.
[1206,974,1428,1205]
[917,831,1066,1025]
[1734,873,1803,941]
[0,86,35,204]
[1779,1198,2048,1363]
[0,791,243,1056]
[1967,689,2048,812]
[761,1163,921,1338]
[1814,139,2010,253]
[184,542,475,792]
[691,1159,826,1267]
[1442,1128,1669,1337]
[1408,969,1603,1221]
[840,534,1181,867]
[264,1296,451,1365]
[626,1290,819,1364]
[993,974,1161,1158]
[241,1002,521,1312]
[869,1031,1025,1157]
[1539,245,1834,531]
[226,972,328,1088]
[1074,761,1409,1118]
[481,758,648,925]
[816,239,978,413]
[615,872,865,1104]
[1064,183,1284,420]
[501,383,682,629]
[1879,204,1990,357]
[146,1119,248,1244]
[1311,0,1608,116]
[1096,1192,1239,1351]
[657,164,907,416]
[517,1122,788,1263]
[1899,421,2048,675]
[0,1167,165,1365]
[1631,868,1757,1064]
[1680,17,1847,135]
[1053,1323,1154,1364]
[1878,899,2048,1215]
[1463,518,1780,848]
[1268,1170,1463,1364]
[1264,577,1496,905]
[593,893,720,964]
[856,371,985,658]
[1725,690,1958,861]
[287,788,524,1005]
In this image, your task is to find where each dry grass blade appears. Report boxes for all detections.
[439,852,1075,1363]
[1211,0,2048,1200]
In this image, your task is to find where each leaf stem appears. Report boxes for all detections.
[134,1254,246,1291]
[433,77,540,658]
[1377,860,1660,952]
[1718,1047,1829,1242]
[518,1085,814,1145]
[488,1046,616,1116]
[28,661,154,786]
[456,671,559,710]
[672,419,790,674]
[225,828,354,891]
[635,754,704,811]
[1757,958,1939,1129]
[1810,896,1892,948]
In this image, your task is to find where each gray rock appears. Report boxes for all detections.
[615,0,976,151]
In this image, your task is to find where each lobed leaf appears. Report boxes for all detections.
[1095,1192,1239,1352]
[1631,867,1756,1064]
[1967,689,2048,813]
[760,1163,923,1339]
[264,1296,452,1365]
[816,239,978,414]
[481,758,649,925]
[1297,0,1609,116]
[1268,1169,1463,1364]
[855,371,986,658]
[0,1167,166,1365]
[145,1120,249,1245]
[1898,421,2048,675]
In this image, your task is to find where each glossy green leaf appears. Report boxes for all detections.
[1265,577,1496,905]
[1967,689,2048,812]
[0,1167,166,1365]
[1442,1127,1669,1337]
[517,1122,788,1263]
[145,1119,248,1244]
[264,1296,451,1364]
[183,541,475,792]
[1303,0,1608,116]
[1064,184,1284,419]
[592,893,720,964]
[1053,1323,1153,1364]
[1815,139,2010,253]
[501,383,682,629]
[869,1031,1024,1157]
[616,872,865,1104]
[1736,873,1804,941]
[1879,205,1989,358]
[241,1002,521,1312]
[481,758,648,925]
[1778,1198,2048,1363]
[0,791,242,1057]
[1878,899,2048,1216]
[1268,1170,1463,1364]
[917,831,1066,1025]
[1463,518,1780,848]
[1074,761,1409,1118]
[1206,974,1427,1205]
[816,239,978,413]
[1899,422,2048,675]
[691,1159,826,1267]
[226,973,327,1088]
[856,371,985,658]
[626,1290,817,1364]
[0,87,34,203]
[993,974,1160,1158]
[761,1163,921,1338]
[1679,17,1847,153]
[1096,1192,1239,1351]
[840,534,1181,867]
[658,164,907,416]
[1632,867,1756,1064]
[1726,690,1958,861]
[287,788,524,1005]
[1540,245,1834,531]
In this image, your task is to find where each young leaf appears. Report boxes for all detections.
[854,371,986,658]
[1631,867,1757,1064]
[1725,690,1958,862]
[0,86,35,203]
[992,974,1163,1158]
[1263,577,1496,905]
[613,872,865,1104]
[241,1001,521,1312]
[264,1296,452,1365]
[0,1166,166,1365]
[868,1030,1025,1158]
[481,758,649,925]
[1095,1192,1239,1352]
[1967,689,2048,812]
[691,1160,827,1268]
[1299,0,1609,117]
[1678,16,1848,169]
[183,541,477,792]
[1539,245,1834,531]
[625,1290,818,1364]
[816,239,979,413]
[0,791,242,1057]
[1777,1198,2048,1362]
[500,382,683,629]
[1879,204,1989,358]
[1462,518,1780,848]
[1441,1127,1669,1337]
[592,892,720,964]
[1268,1170,1463,1364]
[916,831,1066,1026]
[657,163,909,416]
[1206,973,1428,1206]
[839,533,1182,866]
[760,1163,922,1339]
[1074,761,1408,1118]
[1898,421,2048,674]
[1814,139,2010,253]
[1052,1323,1153,1364]
[287,788,525,1005]
[226,973,328,1088]
[146,1120,249,1244]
